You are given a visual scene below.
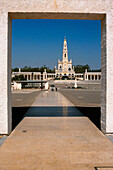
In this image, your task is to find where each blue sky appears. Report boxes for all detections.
[12,19,101,70]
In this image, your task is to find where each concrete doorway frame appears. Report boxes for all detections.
[0,11,112,134]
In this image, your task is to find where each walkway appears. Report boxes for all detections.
[25,91,82,117]
[0,91,113,169]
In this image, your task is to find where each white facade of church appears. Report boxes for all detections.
[55,38,75,78]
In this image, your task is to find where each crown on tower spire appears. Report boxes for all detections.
[64,36,66,41]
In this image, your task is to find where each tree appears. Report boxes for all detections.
[20,65,55,73]
[74,64,90,73]
[12,74,26,81]
[12,67,19,72]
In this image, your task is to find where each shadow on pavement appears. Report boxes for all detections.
[12,107,30,130]
[76,107,101,130]
[12,106,100,131]
[12,106,83,130]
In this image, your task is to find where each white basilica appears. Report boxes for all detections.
[55,38,75,79]
[12,38,101,82]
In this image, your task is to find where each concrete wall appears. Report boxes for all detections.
[0,0,113,134]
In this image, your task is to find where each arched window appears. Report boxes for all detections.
[65,54,66,57]
[59,65,62,70]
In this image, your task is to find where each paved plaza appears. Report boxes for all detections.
[12,89,41,107]
[0,91,113,169]
[12,88,101,108]
[59,89,101,107]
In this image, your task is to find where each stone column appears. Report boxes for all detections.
[0,13,12,134]
[86,74,88,80]
[90,75,92,80]
[85,75,87,80]
[101,14,113,133]
[94,75,95,80]
[96,75,98,80]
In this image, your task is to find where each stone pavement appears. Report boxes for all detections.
[0,91,113,169]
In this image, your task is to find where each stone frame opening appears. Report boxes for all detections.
[0,12,110,134]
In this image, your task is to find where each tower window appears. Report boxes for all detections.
[65,54,66,57]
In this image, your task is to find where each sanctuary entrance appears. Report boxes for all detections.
[0,1,113,135]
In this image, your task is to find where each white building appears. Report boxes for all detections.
[55,38,75,79]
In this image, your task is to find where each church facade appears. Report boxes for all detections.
[55,38,75,79]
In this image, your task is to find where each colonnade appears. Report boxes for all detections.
[85,74,101,81]
[47,73,55,80]
[12,72,55,81]
[24,74,41,80]
[12,71,101,81]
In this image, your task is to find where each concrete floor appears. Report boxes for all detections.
[12,89,41,107]
[59,89,101,107]
[0,91,113,169]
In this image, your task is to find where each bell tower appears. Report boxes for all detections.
[55,37,75,77]
[63,37,68,63]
